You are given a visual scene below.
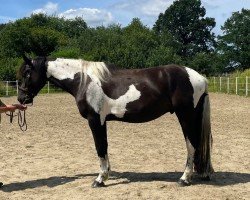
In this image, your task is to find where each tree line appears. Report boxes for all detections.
[0,0,249,81]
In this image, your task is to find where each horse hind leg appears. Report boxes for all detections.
[176,94,213,186]
[176,108,197,186]
[178,138,195,186]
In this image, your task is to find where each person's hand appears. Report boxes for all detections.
[5,105,17,112]
[12,104,27,111]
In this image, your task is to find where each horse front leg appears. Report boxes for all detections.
[88,116,110,188]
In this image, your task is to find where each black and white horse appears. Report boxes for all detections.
[18,56,213,187]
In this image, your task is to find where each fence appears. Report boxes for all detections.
[207,76,249,96]
[0,77,249,97]
[0,81,63,97]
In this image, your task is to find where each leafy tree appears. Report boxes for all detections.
[146,29,183,66]
[218,9,250,70]
[77,24,124,62]
[146,45,182,67]
[0,57,22,80]
[29,14,87,38]
[0,14,87,57]
[30,28,68,56]
[189,52,224,75]
[0,22,31,57]
[121,18,158,68]
[77,19,159,69]
[154,0,216,59]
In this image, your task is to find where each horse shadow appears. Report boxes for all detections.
[108,171,250,187]
[1,171,249,192]
[0,173,97,192]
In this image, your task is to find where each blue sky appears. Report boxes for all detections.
[0,0,249,35]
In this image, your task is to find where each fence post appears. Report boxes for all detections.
[227,77,230,93]
[16,80,19,95]
[219,77,222,92]
[246,76,248,96]
[6,81,9,96]
[48,81,50,94]
[236,77,238,95]
[213,77,215,92]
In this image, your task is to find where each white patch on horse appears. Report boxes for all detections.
[47,59,82,80]
[95,155,110,183]
[46,58,110,85]
[180,138,195,183]
[185,67,207,108]
[86,81,141,125]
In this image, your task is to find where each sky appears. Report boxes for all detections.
[0,0,249,35]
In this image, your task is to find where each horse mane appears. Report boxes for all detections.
[80,60,111,84]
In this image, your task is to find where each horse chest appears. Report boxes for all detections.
[86,81,141,125]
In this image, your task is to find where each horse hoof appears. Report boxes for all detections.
[92,180,105,188]
[178,179,191,187]
[0,182,3,188]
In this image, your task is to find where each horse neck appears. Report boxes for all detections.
[46,59,83,97]
[47,76,80,96]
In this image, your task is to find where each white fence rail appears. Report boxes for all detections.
[207,76,249,96]
[0,77,249,97]
[0,81,63,97]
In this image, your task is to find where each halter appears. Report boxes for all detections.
[18,67,36,100]
[18,86,36,101]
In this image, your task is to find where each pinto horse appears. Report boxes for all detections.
[18,56,213,187]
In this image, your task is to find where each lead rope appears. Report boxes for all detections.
[5,110,27,131]
[18,110,27,131]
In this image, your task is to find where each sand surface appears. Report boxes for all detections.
[0,93,249,200]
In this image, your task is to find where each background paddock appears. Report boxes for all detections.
[0,93,249,200]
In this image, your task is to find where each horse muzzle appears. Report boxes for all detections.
[18,86,35,104]
[18,94,33,105]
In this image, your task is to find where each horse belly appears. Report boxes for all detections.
[108,97,173,123]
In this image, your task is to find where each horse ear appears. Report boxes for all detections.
[22,54,33,66]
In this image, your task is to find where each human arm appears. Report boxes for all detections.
[0,101,27,113]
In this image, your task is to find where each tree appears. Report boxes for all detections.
[0,14,87,57]
[77,24,124,62]
[218,9,250,70]
[121,18,158,68]
[30,28,68,56]
[77,18,159,68]
[154,0,216,59]
[29,14,87,38]
[0,22,31,57]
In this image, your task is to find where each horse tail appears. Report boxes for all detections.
[194,89,214,177]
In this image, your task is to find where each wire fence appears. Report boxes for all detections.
[0,77,249,97]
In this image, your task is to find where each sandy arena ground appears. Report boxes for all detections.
[0,93,249,200]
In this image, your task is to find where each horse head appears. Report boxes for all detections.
[18,55,48,104]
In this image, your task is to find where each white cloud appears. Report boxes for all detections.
[59,8,113,26]
[31,2,113,27]
[32,2,58,15]
[113,0,173,17]
[140,0,174,16]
